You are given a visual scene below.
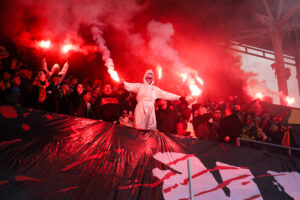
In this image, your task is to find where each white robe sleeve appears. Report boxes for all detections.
[124,82,142,94]
[156,88,180,101]
[59,62,69,81]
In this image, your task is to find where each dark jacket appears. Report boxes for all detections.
[219,113,242,144]
[156,108,179,133]
[93,94,119,122]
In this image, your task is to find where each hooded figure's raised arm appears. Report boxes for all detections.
[124,82,142,94]
[156,88,180,101]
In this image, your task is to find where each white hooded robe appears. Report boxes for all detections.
[124,69,180,131]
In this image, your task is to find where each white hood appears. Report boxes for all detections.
[143,69,154,85]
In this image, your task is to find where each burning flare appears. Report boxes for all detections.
[182,74,187,82]
[285,96,295,106]
[108,68,120,82]
[255,92,264,100]
[195,75,204,86]
[188,79,202,96]
[157,65,162,80]
[62,44,73,53]
[92,26,120,82]
[39,40,51,49]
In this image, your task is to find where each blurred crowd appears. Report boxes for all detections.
[0,46,290,146]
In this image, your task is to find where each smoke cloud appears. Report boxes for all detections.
[0,0,259,101]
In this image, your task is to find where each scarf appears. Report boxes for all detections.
[36,80,49,103]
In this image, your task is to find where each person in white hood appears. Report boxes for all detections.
[124,69,181,131]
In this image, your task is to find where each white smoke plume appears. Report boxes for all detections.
[91,25,119,81]
[147,20,201,96]
[147,20,186,72]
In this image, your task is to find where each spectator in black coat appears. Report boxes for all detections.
[44,74,61,112]
[69,84,84,116]
[3,74,21,105]
[156,99,179,134]
[19,65,33,107]
[219,108,243,144]
[93,83,119,122]
[57,82,70,114]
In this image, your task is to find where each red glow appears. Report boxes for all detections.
[62,44,73,53]
[39,40,51,49]
[182,74,187,82]
[195,75,204,86]
[285,96,295,106]
[189,81,201,96]
[255,92,264,100]
[108,68,120,82]
[157,65,162,79]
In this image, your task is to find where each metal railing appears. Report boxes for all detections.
[237,137,300,157]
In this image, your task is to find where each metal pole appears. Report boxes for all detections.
[187,159,194,200]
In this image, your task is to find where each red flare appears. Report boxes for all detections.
[285,96,295,106]
[108,68,120,82]
[39,40,51,49]
[255,92,264,100]
[157,65,162,80]
[195,75,204,86]
[62,44,73,53]
[189,80,201,96]
[182,74,187,82]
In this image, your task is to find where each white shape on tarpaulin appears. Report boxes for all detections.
[217,162,262,200]
[268,171,300,200]
[152,152,262,200]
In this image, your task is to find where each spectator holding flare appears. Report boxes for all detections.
[123,69,181,131]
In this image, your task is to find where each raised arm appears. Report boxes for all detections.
[59,58,69,81]
[42,55,50,76]
[124,82,142,94]
[157,88,180,101]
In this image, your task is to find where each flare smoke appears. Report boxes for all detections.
[92,26,119,82]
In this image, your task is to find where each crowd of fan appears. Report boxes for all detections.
[0,50,289,146]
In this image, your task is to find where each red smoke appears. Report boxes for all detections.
[0,0,254,101]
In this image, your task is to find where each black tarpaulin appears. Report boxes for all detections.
[0,105,300,200]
